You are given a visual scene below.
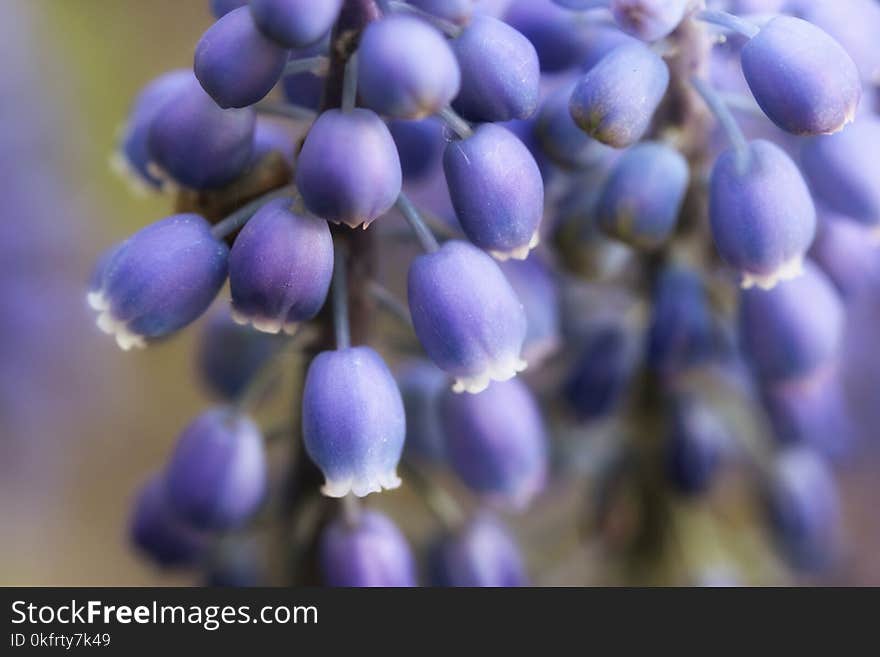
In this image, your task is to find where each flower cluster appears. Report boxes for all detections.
[94,0,880,586]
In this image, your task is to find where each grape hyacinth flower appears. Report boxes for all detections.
[499,256,561,368]
[596,142,689,250]
[251,118,297,168]
[565,324,639,422]
[646,265,716,379]
[766,447,841,571]
[296,109,402,229]
[389,118,444,181]
[665,399,728,495]
[579,22,641,72]
[130,476,207,568]
[229,198,333,334]
[504,0,590,73]
[114,68,191,192]
[740,16,861,136]
[397,360,448,462]
[443,123,544,260]
[809,212,880,299]
[357,15,460,120]
[535,83,616,171]
[88,214,228,350]
[709,139,816,289]
[429,515,528,587]
[197,309,282,401]
[408,241,527,394]
[320,511,416,587]
[194,6,289,109]
[451,15,541,123]
[738,262,843,385]
[441,378,548,510]
[609,0,688,42]
[147,74,255,190]
[800,117,880,228]
[302,347,405,497]
[164,408,268,531]
[249,0,342,49]
[569,42,670,148]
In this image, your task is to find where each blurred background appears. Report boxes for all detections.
[1,0,879,586]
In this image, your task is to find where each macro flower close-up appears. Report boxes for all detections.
[3,0,880,614]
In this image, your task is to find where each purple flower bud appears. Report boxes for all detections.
[410,0,473,25]
[194,7,289,109]
[252,118,296,167]
[564,324,638,421]
[535,83,616,170]
[709,139,816,289]
[504,0,590,73]
[358,15,460,119]
[741,16,861,136]
[165,408,268,531]
[196,309,282,400]
[429,514,528,587]
[148,75,255,190]
[115,69,191,191]
[296,109,402,228]
[250,0,342,49]
[320,510,417,587]
[766,447,840,571]
[665,399,728,495]
[499,255,561,367]
[441,378,548,509]
[738,262,843,384]
[397,360,448,462]
[569,42,670,148]
[597,141,688,249]
[809,211,880,299]
[302,347,405,497]
[761,367,854,459]
[646,265,716,378]
[210,0,247,18]
[130,476,207,568]
[229,198,333,334]
[444,124,543,260]
[800,116,880,227]
[389,118,444,181]
[88,214,229,350]
[408,240,527,393]
[610,0,688,42]
[451,15,540,122]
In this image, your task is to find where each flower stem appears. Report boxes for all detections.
[283,55,330,77]
[341,54,359,113]
[332,240,352,350]
[210,184,297,239]
[396,192,440,252]
[690,77,750,171]
[437,106,473,140]
[695,9,760,39]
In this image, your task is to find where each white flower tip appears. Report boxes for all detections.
[740,256,804,291]
[231,307,297,335]
[321,470,402,498]
[108,151,152,198]
[451,356,528,395]
[92,299,146,351]
[489,230,541,262]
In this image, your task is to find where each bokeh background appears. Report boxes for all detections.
[1,0,879,586]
